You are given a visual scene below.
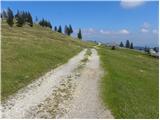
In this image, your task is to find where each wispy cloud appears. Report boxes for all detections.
[141,28,149,33]
[100,29,111,35]
[74,28,96,35]
[73,27,158,47]
[80,28,130,35]
[152,29,159,34]
[120,0,145,9]
[118,29,130,34]
[137,22,158,35]
[140,22,152,33]
[100,29,130,35]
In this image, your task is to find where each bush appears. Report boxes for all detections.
[111,46,116,50]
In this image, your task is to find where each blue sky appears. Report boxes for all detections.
[1,1,159,47]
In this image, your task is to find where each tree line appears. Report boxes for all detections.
[144,46,158,53]
[119,40,159,55]
[1,8,82,40]
[1,8,33,27]
[39,19,52,29]
[119,40,134,49]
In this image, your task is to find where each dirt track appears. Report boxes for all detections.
[2,49,113,119]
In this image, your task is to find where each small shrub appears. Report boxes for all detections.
[111,46,116,50]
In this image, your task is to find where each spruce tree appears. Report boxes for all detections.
[64,25,70,35]
[77,29,82,39]
[48,21,52,29]
[130,42,133,49]
[22,11,27,23]
[16,12,25,27]
[6,8,14,27]
[58,25,62,33]
[28,12,33,27]
[69,24,73,34]
[39,18,45,27]
[54,26,57,31]
[68,28,71,35]
[119,41,124,47]
[125,40,130,48]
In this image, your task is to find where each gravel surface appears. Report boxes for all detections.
[61,49,114,119]
[2,48,114,119]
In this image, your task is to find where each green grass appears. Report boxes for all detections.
[1,22,94,100]
[98,46,159,118]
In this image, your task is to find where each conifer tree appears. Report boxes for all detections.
[6,8,14,27]
[28,12,33,27]
[16,12,25,27]
[58,25,62,33]
[54,26,57,31]
[64,25,70,35]
[119,41,124,47]
[48,21,52,29]
[77,29,82,39]
[130,42,133,49]
[39,19,52,29]
[39,18,45,27]
[69,24,73,34]
[125,40,130,48]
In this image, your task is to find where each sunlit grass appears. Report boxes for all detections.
[98,46,159,118]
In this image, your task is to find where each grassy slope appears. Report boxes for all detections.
[98,46,159,118]
[1,22,93,100]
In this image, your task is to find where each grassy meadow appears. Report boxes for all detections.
[1,22,93,100]
[98,46,159,118]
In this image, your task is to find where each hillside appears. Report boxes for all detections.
[1,22,93,100]
[98,46,159,118]
[1,20,159,118]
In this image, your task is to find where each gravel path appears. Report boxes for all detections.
[61,49,113,119]
[2,48,114,119]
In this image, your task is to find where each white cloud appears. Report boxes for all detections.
[120,0,145,9]
[75,28,130,36]
[77,28,97,35]
[118,29,130,34]
[140,22,151,33]
[100,29,130,35]
[141,28,149,33]
[100,29,110,35]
